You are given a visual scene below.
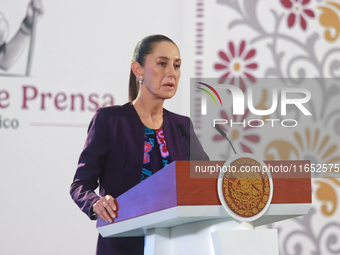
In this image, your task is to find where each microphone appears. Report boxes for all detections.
[214,124,237,155]
[178,123,190,159]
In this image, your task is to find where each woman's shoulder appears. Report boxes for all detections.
[163,108,190,124]
[96,102,133,117]
[88,103,135,131]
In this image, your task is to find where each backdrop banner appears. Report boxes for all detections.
[1,0,339,254]
[183,1,340,254]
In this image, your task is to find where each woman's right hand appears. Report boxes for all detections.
[93,195,117,223]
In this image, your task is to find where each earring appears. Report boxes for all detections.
[138,77,143,86]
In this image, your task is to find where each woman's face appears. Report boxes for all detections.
[141,41,181,100]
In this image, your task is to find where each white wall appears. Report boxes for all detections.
[0,1,186,254]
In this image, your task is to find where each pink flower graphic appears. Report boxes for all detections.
[144,138,152,164]
[213,109,260,153]
[155,128,169,158]
[214,41,257,92]
[281,0,315,30]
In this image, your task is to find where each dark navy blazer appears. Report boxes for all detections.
[70,102,209,255]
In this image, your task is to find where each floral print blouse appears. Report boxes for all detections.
[141,126,170,182]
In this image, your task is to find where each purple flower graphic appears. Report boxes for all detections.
[281,0,315,30]
[214,40,257,92]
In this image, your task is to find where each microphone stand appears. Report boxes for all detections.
[214,124,237,155]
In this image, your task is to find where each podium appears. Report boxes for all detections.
[97,160,311,255]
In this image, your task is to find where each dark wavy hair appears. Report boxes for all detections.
[128,34,177,102]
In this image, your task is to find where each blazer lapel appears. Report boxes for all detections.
[163,110,189,161]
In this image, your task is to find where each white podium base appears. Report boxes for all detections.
[212,229,279,255]
[144,219,278,255]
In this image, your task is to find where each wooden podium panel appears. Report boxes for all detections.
[97,160,311,238]
[177,161,311,205]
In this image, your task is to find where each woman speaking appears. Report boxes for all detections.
[70,34,209,255]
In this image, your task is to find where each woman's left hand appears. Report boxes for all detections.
[92,195,117,223]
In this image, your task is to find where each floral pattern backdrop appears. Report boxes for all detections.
[189,0,340,254]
